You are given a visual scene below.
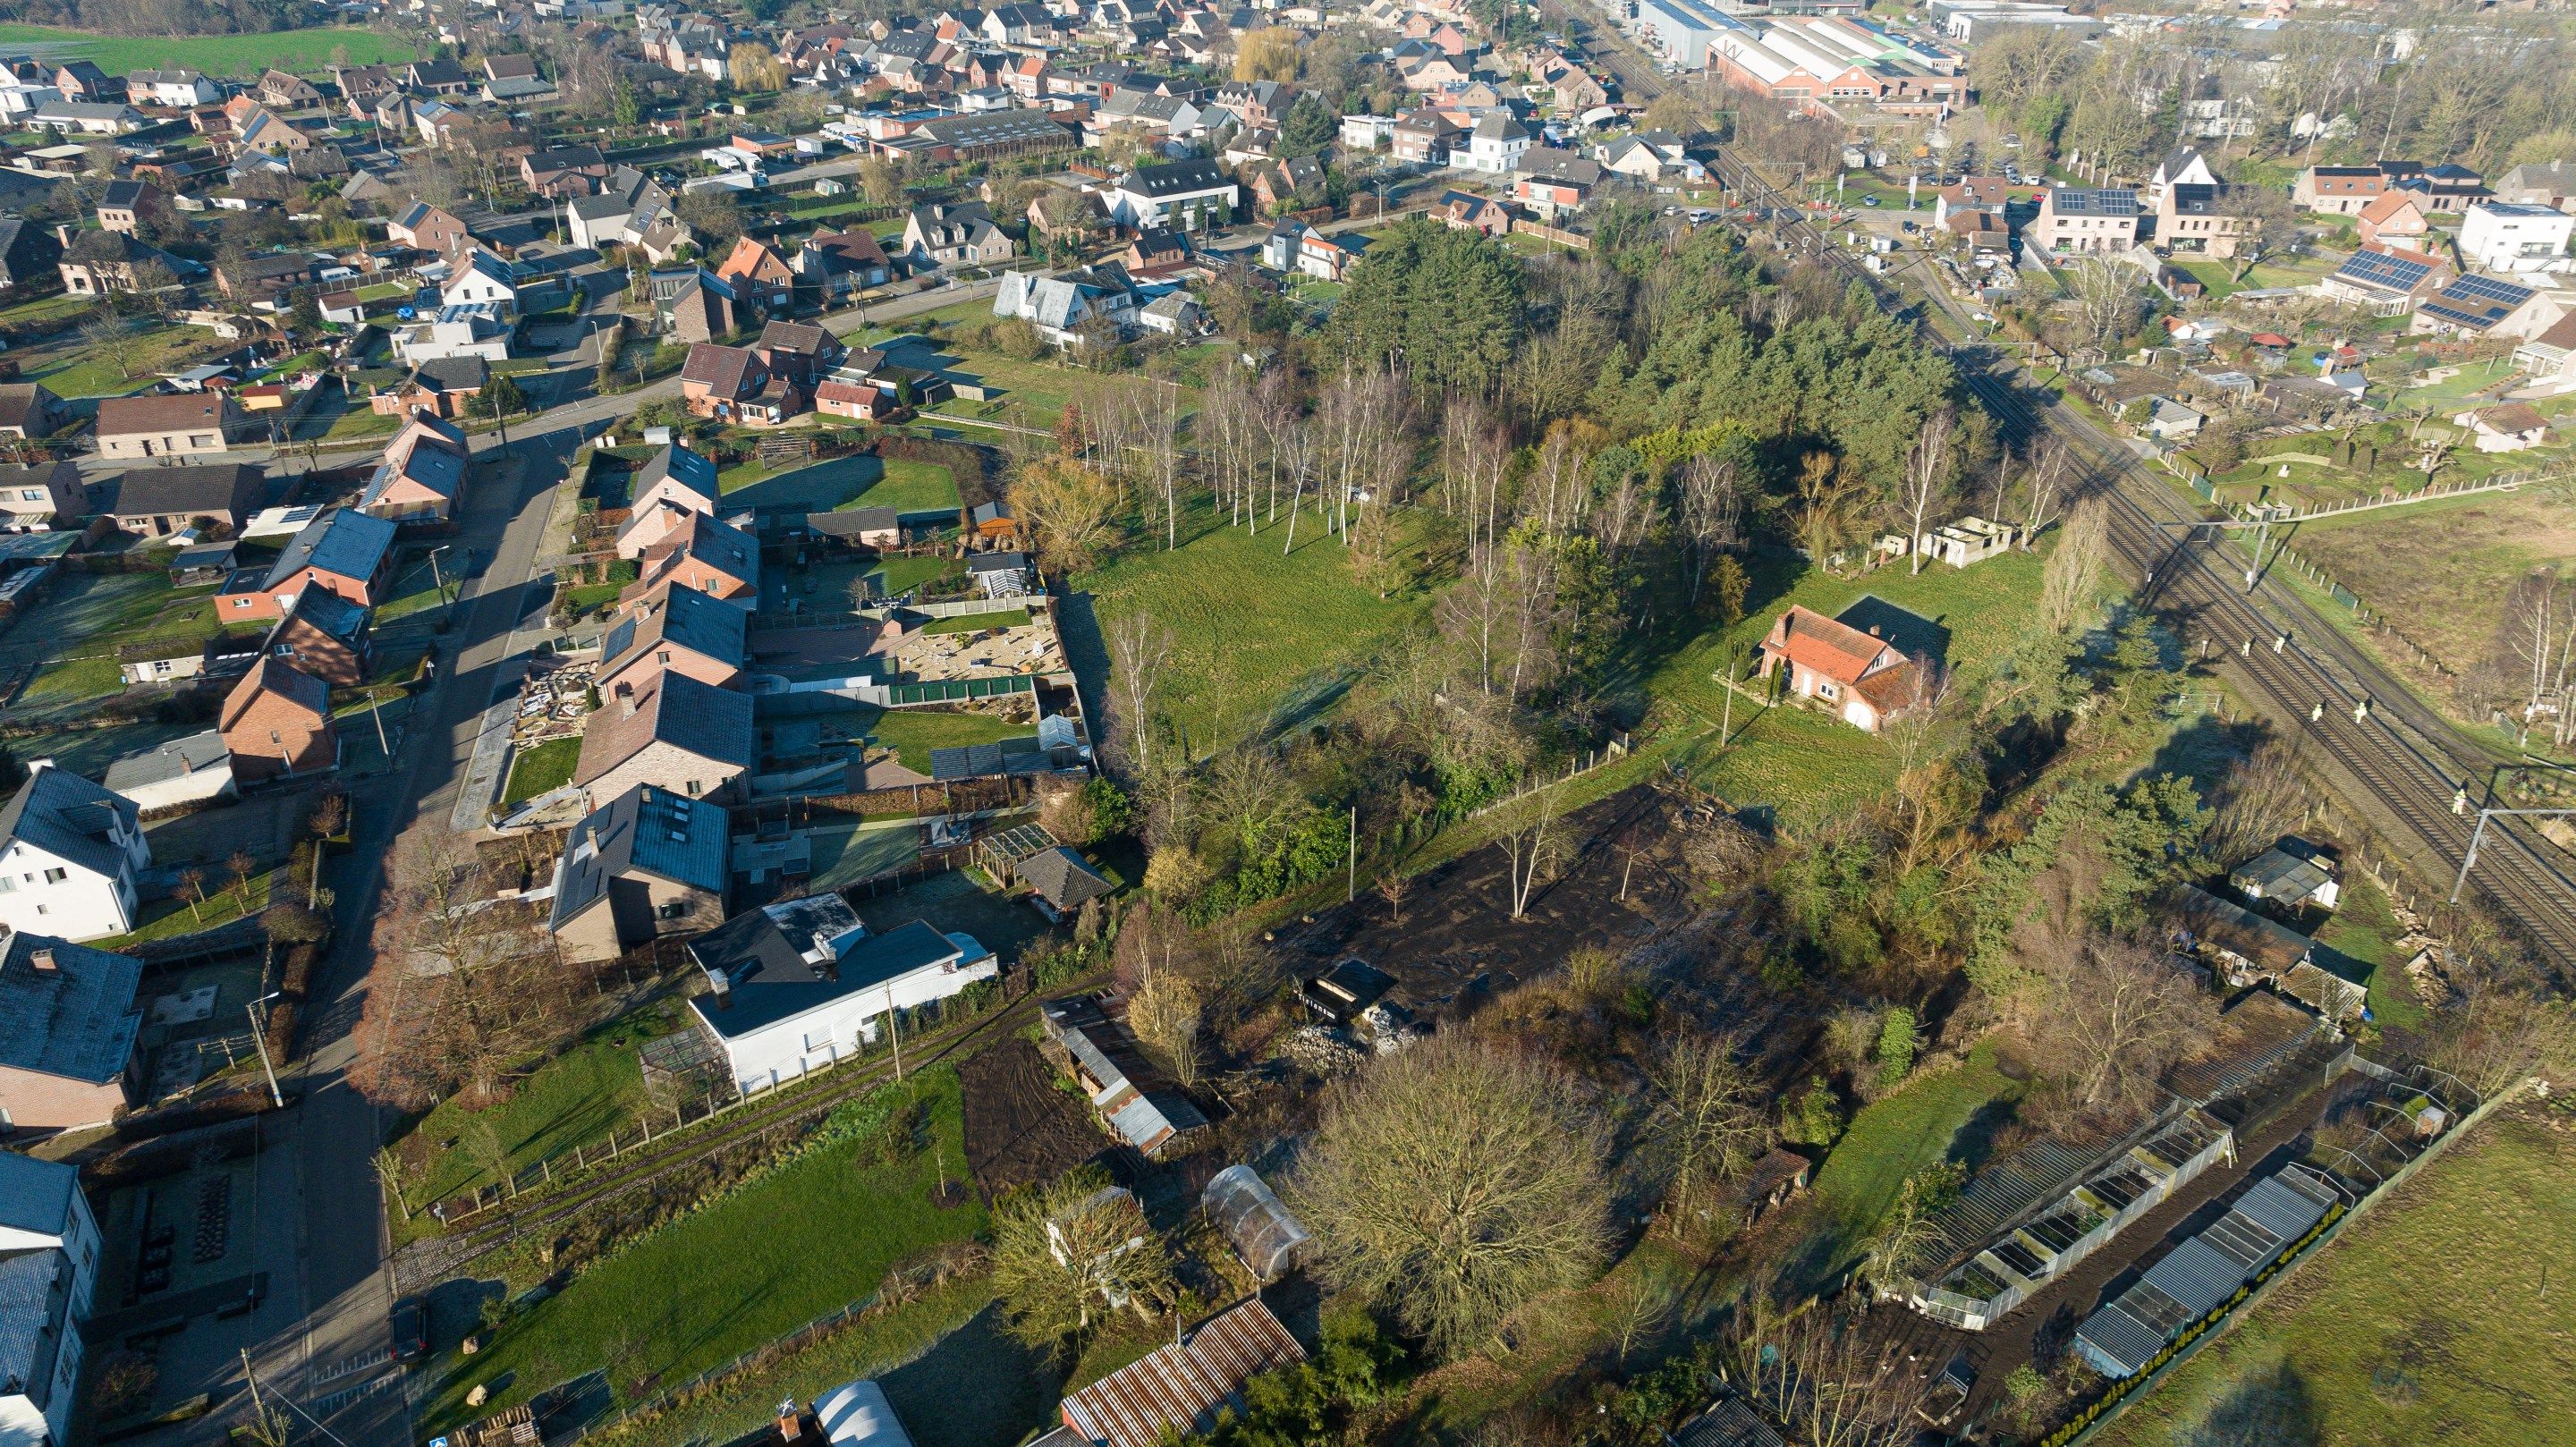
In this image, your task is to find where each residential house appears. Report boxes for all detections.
[1599,131,1687,182]
[0,766,149,942]
[814,351,913,423]
[358,410,470,522]
[1105,158,1238,233]
[1436,190,1516,238]
[1025,187,1108,247]
[97,461,261,533]
[95,179,148,235]
[753,320,846,391]
[795,229,893,300]
[387,200,471,257]
[2319,242,2449,312]
[655,267,738,345]
[233,105,308,156]
[100,729,233,813]
[547,783,729,963]
[2511,313,2576,393]
[597,582,747,702]
[1246,155,1326,215]
[97,391,254,466]
[256,70,320,108]
[369,357,486,419]
[1390,111,1457,165]
[1755,604,1923,733]
[2458,202,2573,274]
[30,99,144,134]
[2147,146,2218,205]
[902,200,1016,268]
[258,588,372,688]
[0,384,63,448]
[1460,111,1532,173]
[0,220,64,294]
[2156,182,2257,259]
[1514,148,1602,220]
[716,236,799,313]
[2496,159,2576,211]
[617,444,723,560]
[218,506,398,622]
[440,249,521,316]
[0,939,141,1138]
[679,343,804,426]
[628,511,760,606]
[2033,187,2142,255]
[57,229,180,300]
[572,668,755,804]
[992,264,1143,346]
[521,143,608,198]
[219,656,337,783]
[404,56,475,95]
[1934,176,2015,229]
[1121,227,1191,275]
[333,63,399,114]
[1055,1299,1304,1447]
[2413,273,2546,336]
[1260,221,1368,282]
[2453,402,2553,452]
[0,461,78,530]
[686,898,996,1093]
[2294,164,2385,215]
[2354,190,2430,249]
[213,250,315,305]
[127,68,218,107]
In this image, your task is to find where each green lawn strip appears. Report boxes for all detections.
[503,737,583,805]
[26,323,220,398]
[422,1070,984,1429]
[836,458,960,514]
[869,707,1032,775]
[1074,501,1434,754]
[0,292,96,329]
[0,22,418,75]
[1802,1039,2021,1279]
[876,554,962,595]
[92,867,281,950]
[919,607,1028,636]
[376,554,455,622]
[354,282,411,302]
[2313,875,2426,1033]
[400,1003,684,1208]
[18,575,222,705]
[2091,1107,2576,1447]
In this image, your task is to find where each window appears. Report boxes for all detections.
[1817,680,1840,700]
[42,867,64,884]
[0,876,14,893]
[17,489,39,501]
[658,899,691,920]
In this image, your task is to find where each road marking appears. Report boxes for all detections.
[312,1345,389,1384]
[309,1369,402,1416]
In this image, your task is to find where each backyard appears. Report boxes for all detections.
[0,22,419,75]
[864,705,1032,775]
[718,453,962,517]
[2092,1104,2576,1447]
[1797,1038,2023,1286]
[21,319,224,399]
[420,1070,984,1430]
[503,737,582,805]
[1071,499,1436,755]
[11,571,230,709]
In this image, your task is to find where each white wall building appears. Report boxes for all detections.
[0,1153,100,1447]
[2458,202,2574,274]
[1459,112,1532,173]
[0,765,150,942]
[687,898,997,1095]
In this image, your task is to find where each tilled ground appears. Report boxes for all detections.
[959,1037,1107,1199]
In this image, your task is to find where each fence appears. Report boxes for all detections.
[2264,540,2456,680]
[1464,734,1634,820]
[559,1289,885,1444]
[2255,465,2566,523]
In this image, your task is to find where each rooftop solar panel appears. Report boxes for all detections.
[2420,300,2503,328]
[2448,273,2536,305]
[2336,250,2431,291]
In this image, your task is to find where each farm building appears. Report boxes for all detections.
[2229,837,2341,912]
[1054,1298,1305,1447]
[1038,994,1206,1156]
[1201,1164,1312,1282]
[2073,1163,2345,1377]
[1914,516,2020,568]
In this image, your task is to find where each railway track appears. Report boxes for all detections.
[1707,151,2576,967]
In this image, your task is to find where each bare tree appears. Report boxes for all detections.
[1107,610,1174,775]
[1438,542,1513,693]
[1736,1304,1934,1447]
[1440,394,1513,548]
[2024,935,2212,1118]
[2021,434,2076,544]
[79,314,145,379]
[2065,257,2148,347]
[1013,455,1120,574]
[1902,409,1956,576]
[1288,1040,1610,1359]
[1679,453,1744,604]
[1127,968,1203,1088]
[2039,495,2111,636]
[2205,732,2309,865]
[1374,871,1411,927]
[1646,1032,1775,1228]
[1498,779,1572,919]
[1858,1161,1963,1296]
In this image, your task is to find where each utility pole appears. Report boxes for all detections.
[428,546,448,605]
[1345,805,1357,903]
[247,994,284,1107]
[885,985,903,1081]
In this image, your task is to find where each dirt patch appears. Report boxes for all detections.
[960,1037,1106,1198]
[1271,784,1704,1017]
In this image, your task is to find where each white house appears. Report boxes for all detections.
[439,250,521,314]
[0,765,151,942]
[101,730,236,814]
[127,69,222,107]
[686,897,997,1095]
[0,1152,101,1447]
[0,77,60,122]
[1105,158,1238,233]
[2457,202,2574,274]
[1460,112,1532,173]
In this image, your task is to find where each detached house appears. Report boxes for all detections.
[902,200,1014,268]
[97,461,262,534]
[795,228,894,301]
[680,343,804,427]
[617,444,723,560]
[0,460,80,530]
[358,410,470,522]
[547,783,730,964]
[1756,604,1924,734]
[716,236,798,312]
[521,143,608,198]
[388,200,471,257]
[992,264,1142,346]
[686,897,996,1094]
[0,765,150,943]
[220,656,337,783]
[573,668,756,805]
[1105,158,1237,233]
[1461,113,1533,173]
[628,510,760,607]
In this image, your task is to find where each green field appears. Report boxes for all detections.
[869,706,1031,775]
[502,736,582,805]
[2094,1105,2576,1447]
[1801,1039,2022,1284]
[838,457,962,515]
[1073,501,1433,756]
[423,1070,984,1428]
[398,1003,683,1214]
[2311,876,2424,1034]
[26,321,222,399]
[920,607,1029,636]
[0,22,418,78]
[874,554,962,596]
[2284,487,2576,676]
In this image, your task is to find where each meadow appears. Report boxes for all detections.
[0,22,417,77]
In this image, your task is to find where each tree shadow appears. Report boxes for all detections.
[1946,1096,2021,1179]
[2183,1362,2322,1447]
[877,1302,1063,1447]
[1834,594,1949,671]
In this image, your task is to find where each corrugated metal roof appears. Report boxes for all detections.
[1672,1397,1787,1447]
[1058,1299,1303,1447]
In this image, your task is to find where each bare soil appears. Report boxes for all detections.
[959,1037,1106,1199]
[1272,784,1705,1017]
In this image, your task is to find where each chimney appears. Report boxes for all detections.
[1868,624,1883,637]
[31,947,56,973]
[776,1400,805,1442]
[54,224,72,248]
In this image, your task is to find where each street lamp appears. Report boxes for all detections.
[247,990,284,1107]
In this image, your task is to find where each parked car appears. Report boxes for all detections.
[1860,193,1881,207]
[390,1298,428,1362]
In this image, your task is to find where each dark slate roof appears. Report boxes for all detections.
[265,506,396,588]
[757,319,835,356]
[0,930,143,1086]
[680,343,762,397]
[966,550,1030,574]
[100,178,146,210]
[548,783,730,931]
[1019,845,1113,910]
[411,354,488,392]
[0,766,140,881]
[1123,157,1230,198]
[809,505,901,537]
[103,462,262,520]
[0,1151,80,1238]
[636,444,719,507]
[690,916,966,1038]
[690,893,867,987]
[269,586,369,646]
[574,670,756,785]
[525,143,605,173]
[603,582,747,675]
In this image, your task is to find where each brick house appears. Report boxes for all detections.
[220,656,338,783]
[572,670,755,805]
[616,444,722,560]
[94,392,245,460]
[624,511,760,606]
[547,784,731,964]
[0,931,145,1132]
[716,236,797,312]
[654,269,737,345]
[216,507,398,622]
[357,411,470,523]
[752,319,846,391]
[679,343,804,426]
[98,461,263,535]
[387,200,471,256]
[369,356,486,419]
[597,582,747,701]
[1755,605,1924,734]
[521,143,608,198]
[258,587,371,686]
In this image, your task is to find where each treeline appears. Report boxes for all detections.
[0,0,309,35]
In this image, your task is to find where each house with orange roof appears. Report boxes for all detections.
[716,235,797,312]
[623,511,760,608]
[1755,605,1925,734]
[2354,190,2429,248]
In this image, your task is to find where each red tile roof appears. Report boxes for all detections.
[1762,605,1901,689]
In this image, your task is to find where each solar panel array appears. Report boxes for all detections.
[2075,1165,2342,1377]
[2446,273,2537,307]
[2057,188,2140,216]
[2333,249,2433,293]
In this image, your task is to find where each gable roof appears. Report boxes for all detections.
[99,461,260,519]
[635,443,720,508]
[602,582,748,678]
[1057,1299,1306,1447]
[1019,845,1114,910]
[757,319,835,356]
[0,930,143,1086]
[221,654,330,731]
[0,766,139,882]
[648,510,759,586]
[680,343,766,398]
[1765,604,1901,686]
[97,392,236,441]
[548,783,730,930]
[573,670,755,787]
[1122,157,1230,197]
[266,506,397,588]
[267,587,369,647]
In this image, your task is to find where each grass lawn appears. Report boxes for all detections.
[922,345,1207,433]
[25,322,221,398]
[422,1070,984,1428]
[2092,1105,2576,1447]
[875,554,962,596]
[502,737,583,805]
[16,574,223,707]
[399,1002,684,1212]
[1800,1038,2022,1286]
[322,405,406,442]
[2283,487,2576,674]
[1072,499,1434,756]
[0,292,95,330]
[560,580,623,615]
[868,706,1031,775]
[1644,547,2047,828]
[93,867,282,950]
[835,457,961,515]
[2312,875,2425,1034]
[919,607,1029,636]
[0,22,417,76]
[376,551,455,622]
